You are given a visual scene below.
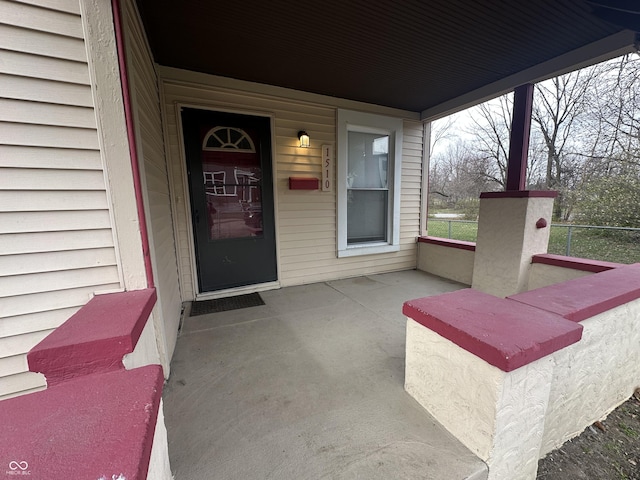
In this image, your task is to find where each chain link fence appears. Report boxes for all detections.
[427,219,640,264]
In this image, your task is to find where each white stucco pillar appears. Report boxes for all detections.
[472,191,557,297]
[405,319,555,480]
[403,288,582,479]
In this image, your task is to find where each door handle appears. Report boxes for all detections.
[194,209,200,224]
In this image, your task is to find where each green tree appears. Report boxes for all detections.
[576,173,640,228]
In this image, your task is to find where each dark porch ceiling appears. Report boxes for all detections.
[136,0,638,117]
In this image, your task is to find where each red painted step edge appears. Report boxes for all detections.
[28,288,156,386]
[403,289,583,372]
[509,263,640,322]
[0,364,164,480]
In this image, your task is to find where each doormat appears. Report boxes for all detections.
[190,293,265,316]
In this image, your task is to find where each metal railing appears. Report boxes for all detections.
[426,219,640,265]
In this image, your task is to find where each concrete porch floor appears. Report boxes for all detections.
[163,270,488,479]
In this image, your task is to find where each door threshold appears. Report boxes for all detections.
[195,281,280,301]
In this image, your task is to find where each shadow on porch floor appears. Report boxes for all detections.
[163,270,488,479]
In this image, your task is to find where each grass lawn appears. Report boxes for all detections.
[426,220,640,264]
[427,220,478,242]
[547,227,640,264]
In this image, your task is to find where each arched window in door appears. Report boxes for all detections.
[202,126,256,152]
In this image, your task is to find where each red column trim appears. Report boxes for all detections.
[111,0,155,288]
[480,190,557,199]
[506,84,534,191]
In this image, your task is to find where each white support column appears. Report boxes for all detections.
[81,0,148,291]
[420,122,431,237]
[81,0,166,377]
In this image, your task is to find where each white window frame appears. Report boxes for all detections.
[337,109,403,257]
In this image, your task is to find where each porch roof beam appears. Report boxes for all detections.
[420,31,638,122]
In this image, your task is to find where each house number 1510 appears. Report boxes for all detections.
[322,144,334,192]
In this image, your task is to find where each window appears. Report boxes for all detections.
[337,109,403,257]
[202,126,256,152]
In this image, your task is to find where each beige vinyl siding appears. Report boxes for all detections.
[0,0,121,400]
[122,0,181,364]
[0,0,83,36]
[10,0,79,13]
[161,74,423,298]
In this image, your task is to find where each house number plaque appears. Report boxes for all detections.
[322,144,334,192]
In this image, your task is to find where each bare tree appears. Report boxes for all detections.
[532,67,599,219]
[428,53,640,227]
[428,140,498,211]
[465,93,546,190]
[430,116,456,154]
[582,54,640,170]
[466,96,512,188]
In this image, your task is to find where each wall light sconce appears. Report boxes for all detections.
[298,130,310,148]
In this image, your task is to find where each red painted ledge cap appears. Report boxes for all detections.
[0,365,163,480]
[532,253,623,273]
[28,288,156,385]
[418,236,476,251]
[509,263,640,322]
[403,289,582,372]
[480,190,558,199]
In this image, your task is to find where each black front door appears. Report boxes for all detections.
[181,108,277,292]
